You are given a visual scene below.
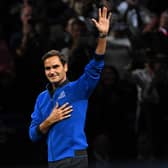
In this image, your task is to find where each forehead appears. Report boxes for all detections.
[44,56,61,65]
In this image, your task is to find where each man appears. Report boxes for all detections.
[29,6,111,168]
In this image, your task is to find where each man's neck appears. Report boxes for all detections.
[52,79,69,90]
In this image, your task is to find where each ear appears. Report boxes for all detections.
[64,63,68,72]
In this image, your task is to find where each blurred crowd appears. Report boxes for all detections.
[0,0,168,166]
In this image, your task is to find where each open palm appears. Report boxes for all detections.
[92,7,112,34]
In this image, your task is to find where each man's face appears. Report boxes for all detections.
[44,56,68,86]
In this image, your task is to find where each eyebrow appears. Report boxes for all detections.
[45,64,59,70]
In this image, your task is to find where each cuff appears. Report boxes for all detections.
[94,53,104,60]
[36,125,43,135]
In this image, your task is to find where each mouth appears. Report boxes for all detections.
[48,74,58,79]
[50,76,58,79]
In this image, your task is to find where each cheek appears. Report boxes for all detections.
[44,71,49,77]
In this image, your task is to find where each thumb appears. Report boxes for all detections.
[55,102,59,108]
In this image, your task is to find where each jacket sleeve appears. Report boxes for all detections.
[29,96,44,142]
[73,53,104,98]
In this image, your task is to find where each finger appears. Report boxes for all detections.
[62,106,73,112]
[63,114,71,119]
[60,113,71,120]
[59,102,70,110]
[55,102,59,108]
[102,6,107,18]
[91,18,98,28]
[63,110,72,116]
[108,12,112,21]
[63,109,73,115]
[99,8,101,18]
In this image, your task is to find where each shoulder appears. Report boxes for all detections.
[36,90,49,100]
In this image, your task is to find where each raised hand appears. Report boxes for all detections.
[92,6,112,35]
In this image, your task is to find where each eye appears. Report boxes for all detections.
[53,65,59,69]
[45,67,51,70]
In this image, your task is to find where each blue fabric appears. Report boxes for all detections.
[29,53,104,162]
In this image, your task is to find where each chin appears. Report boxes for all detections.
[51,80,59,83]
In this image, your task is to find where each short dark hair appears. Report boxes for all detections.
[41,50,67,65]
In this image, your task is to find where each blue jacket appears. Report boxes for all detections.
[29,54,104,162]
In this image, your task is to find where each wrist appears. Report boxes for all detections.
[99,32,108,38]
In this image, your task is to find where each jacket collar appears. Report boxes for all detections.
[46,79,69,95]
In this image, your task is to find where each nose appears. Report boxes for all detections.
[48,68,56,75]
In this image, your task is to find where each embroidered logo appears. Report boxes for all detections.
[58,91,66,99]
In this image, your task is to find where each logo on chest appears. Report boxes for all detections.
[58,91,66,99]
